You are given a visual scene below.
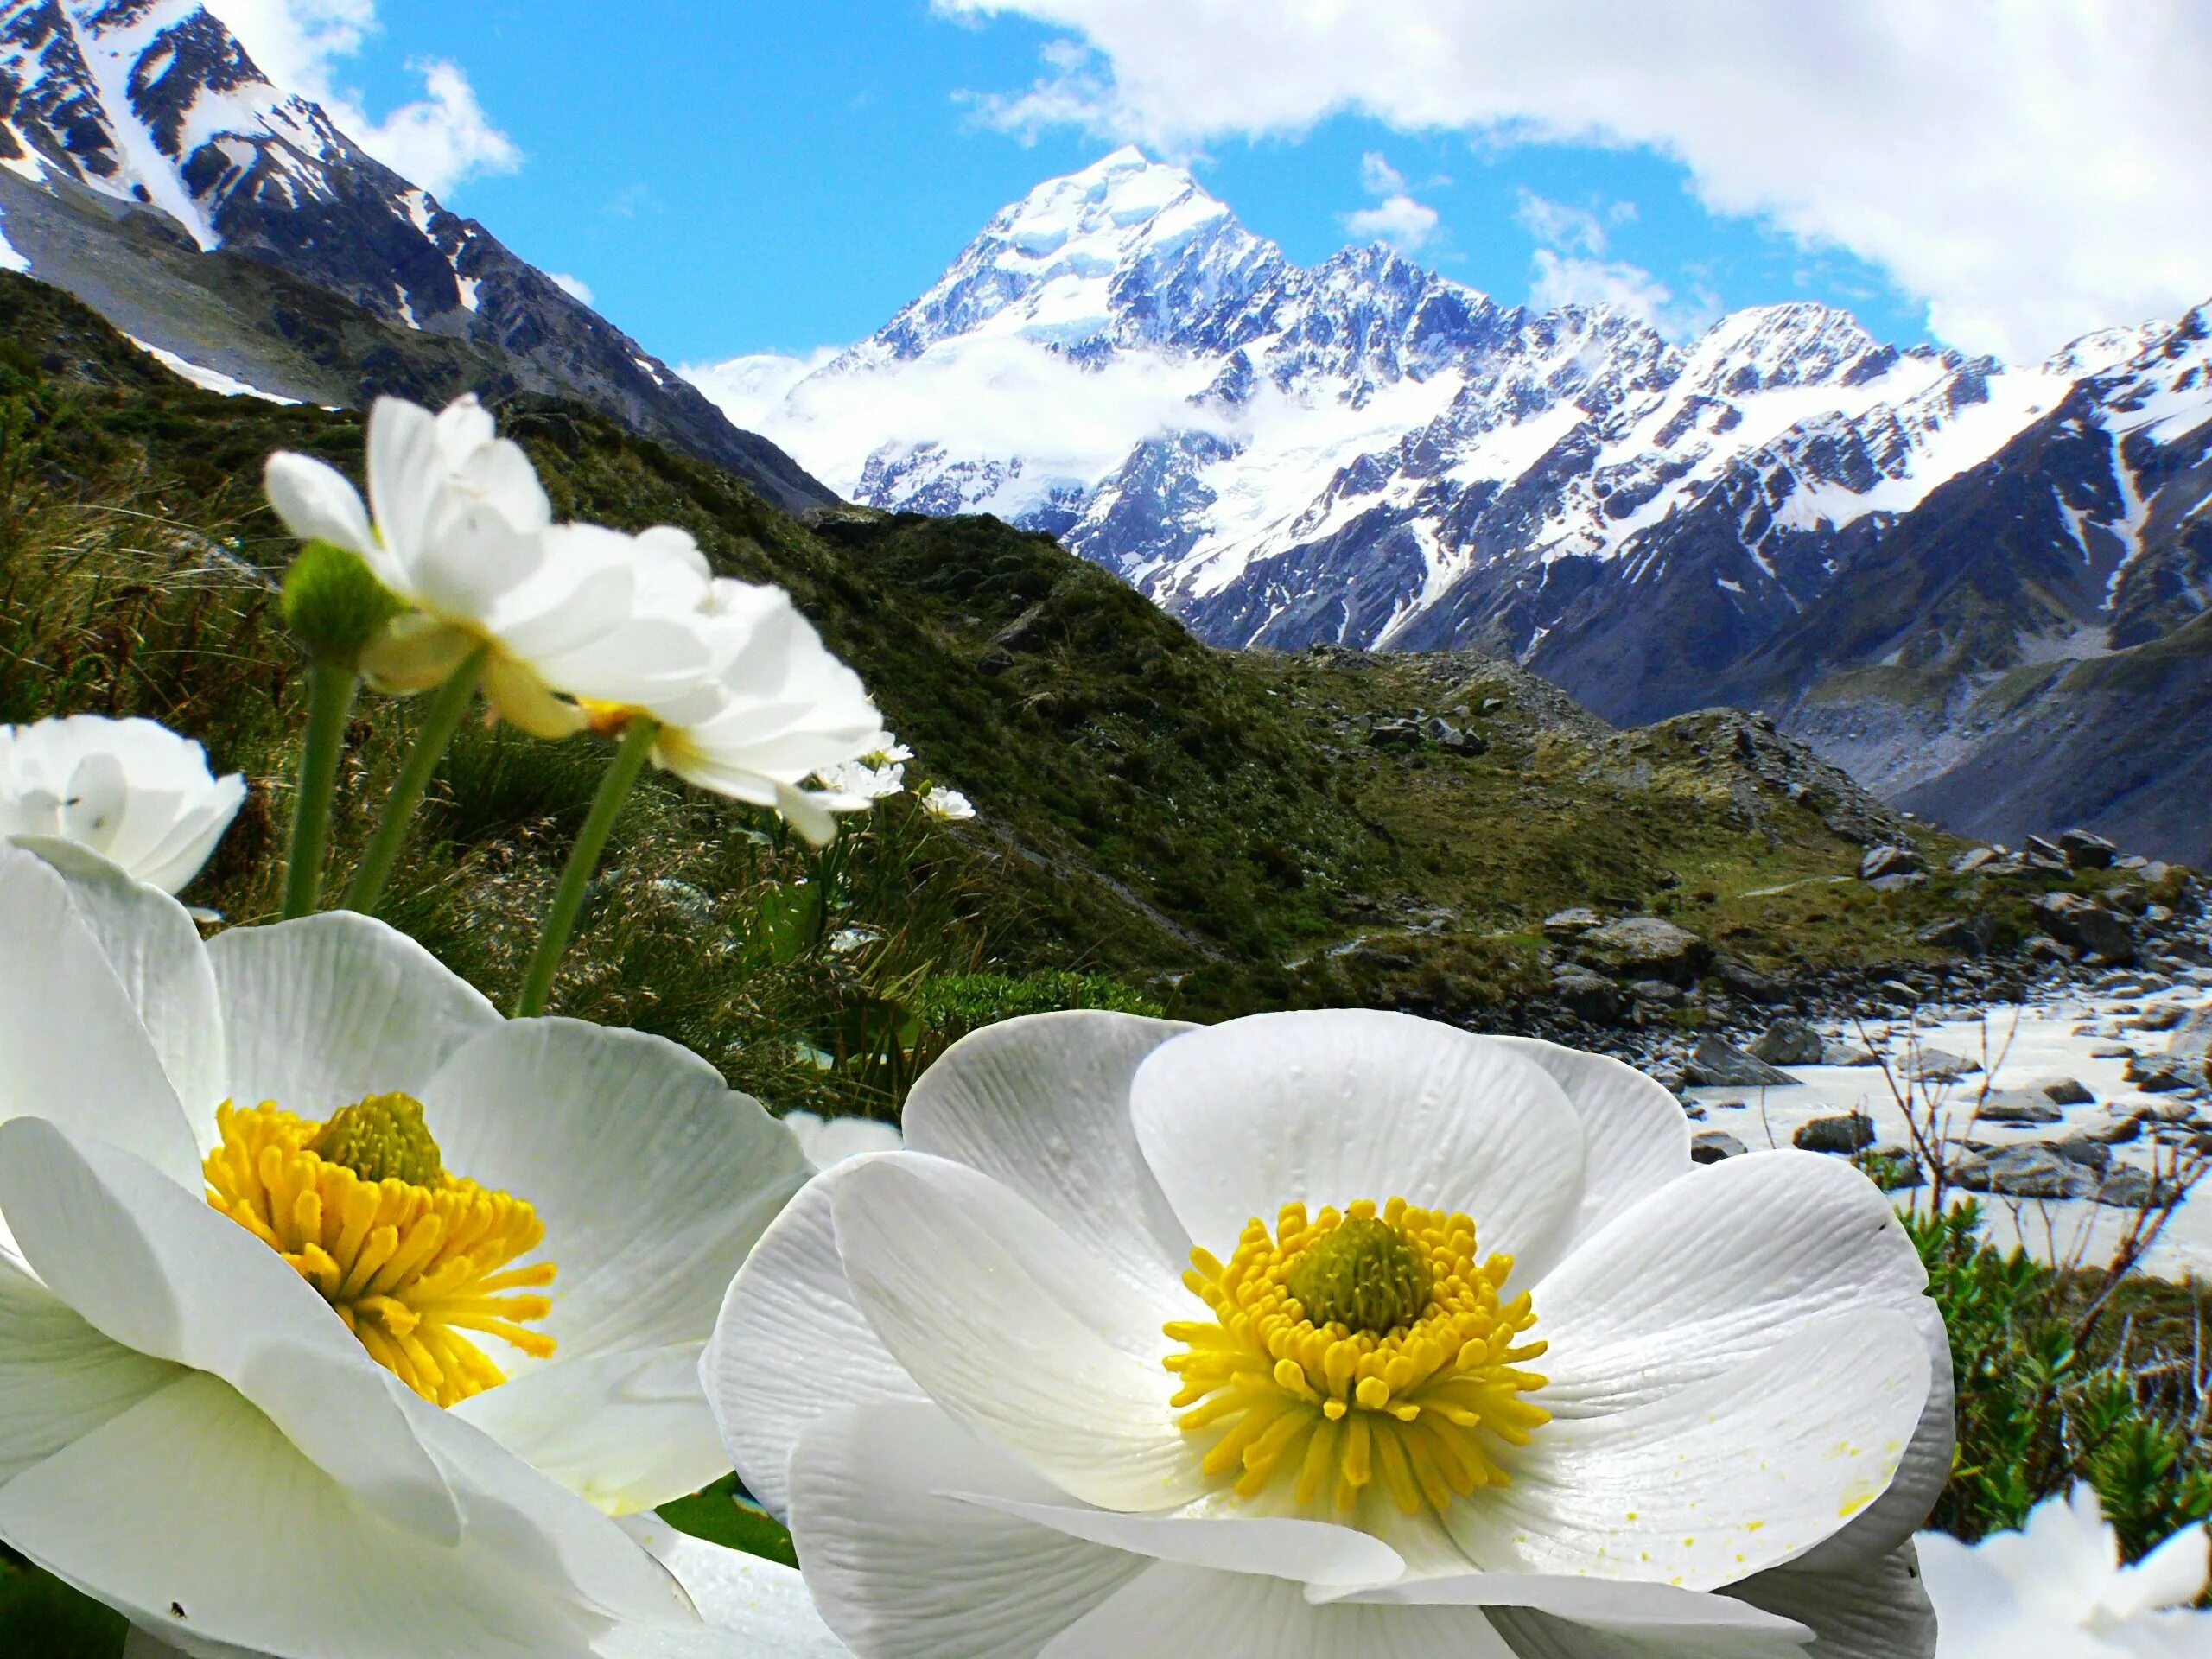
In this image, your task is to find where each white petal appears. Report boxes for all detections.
[1481,1035,1691,1279]
[366,396,446,570]
[455,1344,726,1517]
[1039,1562,1523,1659]
[1129,1010,1586,1268]
[0,1249,180,1483]
[702,1160,929,1522]
[787,1400,1148,1659]
[452,435,553,535]
[0,844,201,1185]
[206,912,499,1117]
[773,781,840,846]
[953,1491,1405,1587]
[1913,1529,2027,1659]
[424,1018,809,1360]
[2113,1524,2212,1619]
[1445,1310,1932,1588]
[1533,1151,1929,1419]
[0,1372,623,1659]
[1480,1606,1810,1658]
[903,1011,1196,1296]
[263,451,375,556]
[14,838,226,1134]
[413,499,548,622]
[130,771,248,897]
[831,1153,1205,1511]
[1729,1541,1936,1659]
[1331,1572,1810,1644]
[605,1516,852,1659]
[0,1117,459,1541]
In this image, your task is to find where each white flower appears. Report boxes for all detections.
[264,397,714,738]
[0,715,245,894]
[812,753,908,804]
[1919,1485,2211,1657]
[918,785,975,823]
[781,1111,904,1171]
[0,840,823,1656]
[709,1008,1952,1659]
[636,578,887,847]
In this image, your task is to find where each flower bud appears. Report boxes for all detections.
[281,540,404,664]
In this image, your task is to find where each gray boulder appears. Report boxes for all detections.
[1918,915,1994,955]
[1975,1090,2063,1125]
[1794,1113,1877,1154]
[2045,1135,2112,1171]
[2125,1056,2199,1093]
[1367,720,1421,752]
[1551,971,1623,1024]
[1690,1130,1748,1165]
[1952,847,2001,874]
[2170,1007,2212,1063]
[1860,844,1925,881]
[2060,830,2119,870]
[1949,1145,2085,1199]
[1684,1038,1796,1089]
[1581,917,1712,984]
[1749,1017,1826,1067]
[2092,1166,2160,1208]
[2036,1076,2096,1105]
[1542,907,1603,938]
[1821,1042,1880,1066]
[1908,1049,1981,1083]
[2033,893,2136,962]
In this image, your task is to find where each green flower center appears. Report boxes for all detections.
[308,1090,447,1186]
[1284,1214,1434,1335]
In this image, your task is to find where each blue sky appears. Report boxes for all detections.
[316,0,1937,366]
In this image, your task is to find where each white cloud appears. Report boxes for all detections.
[209,1,520,196]
[936,0,2212,359]
[1516,190,1609,257]
[548,271,595,305]
[1529,249,1717,339]
[1359,150,1405,195]
[1345,149,1438,252]
[1344,194,1439,253]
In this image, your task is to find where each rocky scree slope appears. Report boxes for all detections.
[0,0,834,512]
[709,149,2212,861]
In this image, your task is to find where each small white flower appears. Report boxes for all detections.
[264,397,714,738]
[709,1008,1951,1659]
[636,579,887,847]
[919,785,975,823]
[1919,1484,2211,1657]
[813,753,908,804]
[0,714,245,893]
[0,842,824,1656]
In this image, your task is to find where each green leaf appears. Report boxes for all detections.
[658,1473,799,1569]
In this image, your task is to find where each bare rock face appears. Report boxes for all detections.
[2033,893,2137,963]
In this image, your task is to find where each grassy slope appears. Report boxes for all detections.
[0,271,2073,1103]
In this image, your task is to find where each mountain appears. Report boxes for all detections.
[696,149,2212,861]
[0,0,836,513]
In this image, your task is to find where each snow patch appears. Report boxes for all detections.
[126,336,296,404]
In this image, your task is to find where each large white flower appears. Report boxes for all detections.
[0,840,823,1657]
[709,1008,1954,1659]
[1918,1485,2211,1658]
[264,397,713,737]
[0,715,245,894]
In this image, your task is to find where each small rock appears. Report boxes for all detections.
[1918,915,1993,955]
[1860,844,1925,881]
[1951,847,2000,874]
[648,877,716,923]
[2044,1135,2112,1170]
[2032,893,2137,963]
[2091,1166,2160,1208]
[2130,1006,2189,1032]
[1909,1048,1980,1083]
[976,647,1015,677]
[2125,1056,2197,1093]
[1975,1090,2064,1124]
[2060,829,2119,870]
[2088,1042,2137,1059]
[1748,1017,1826,1067]
[1628,978,1685,1006]
[2023,835,2073,872]
[1795,1113,1877,1154]
[1869,873,1929,893]
[2085,1115,2142,1145]
[1550,972,1624,1025]
[1821,1042,1880,1066]
[1684,1037,1797,1088]
[1690,1130,1748,1164]
[2036,1076,2096,1105]
[1366,719,1422,752]
[1542,907,1604,938]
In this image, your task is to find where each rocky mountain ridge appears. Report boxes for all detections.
[707,150,2212,861]
[0,0,835,512]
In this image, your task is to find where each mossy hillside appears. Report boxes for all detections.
[0,270,2088,1087]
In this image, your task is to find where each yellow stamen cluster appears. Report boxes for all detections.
[1166,1197,1549,1516]
[205,1098,557,1406]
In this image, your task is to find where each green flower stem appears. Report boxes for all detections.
[343,645,489,915]
[282,657,359,920]
[513,715,660,1018]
